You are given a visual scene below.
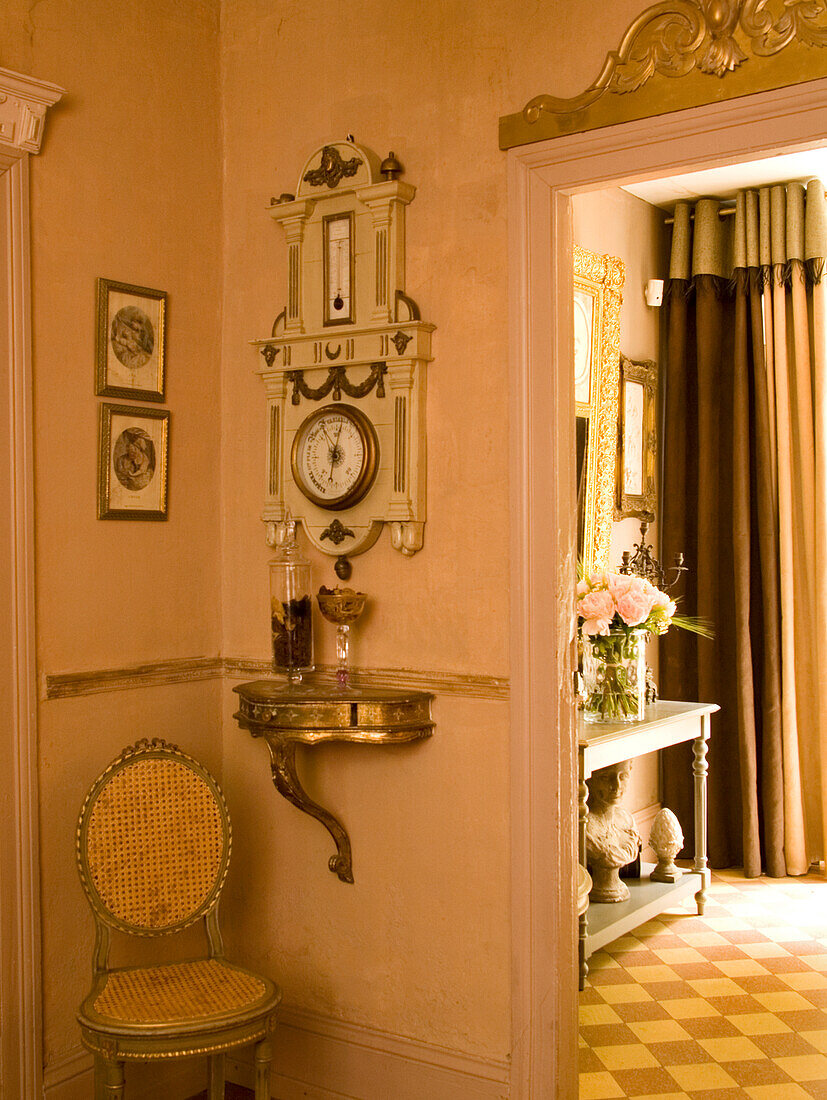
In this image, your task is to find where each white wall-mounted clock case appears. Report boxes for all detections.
[254,140,434,562]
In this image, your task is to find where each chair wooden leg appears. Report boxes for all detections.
[254,1037,272,1100]
[102,1059,125,1099]
[93,1056,104,1100]
[208,1052,225,1100]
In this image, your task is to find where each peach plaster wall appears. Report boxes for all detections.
[217,0,655,1070]
[0,0,673,1086]
[1,0,224,1076]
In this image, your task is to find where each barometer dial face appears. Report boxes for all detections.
[291,403,378,510]
[324,212,353,324]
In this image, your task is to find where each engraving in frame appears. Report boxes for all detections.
[616,354,658,521]
[323,212,355,326]
[574,245,625,574]
[97,403,170,522]
[95,277,166,402]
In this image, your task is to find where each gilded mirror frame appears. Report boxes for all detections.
[574,245,625,574]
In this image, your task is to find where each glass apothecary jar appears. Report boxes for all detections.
[269,517,313,682]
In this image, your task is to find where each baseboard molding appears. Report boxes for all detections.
[43,657,510,702]
[43,1043,204,1099]
[43,1045,93,1100]
[229,1007,510,1100]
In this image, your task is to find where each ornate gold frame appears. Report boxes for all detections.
[616,354,658,521]
[97,403,169,521]
[95,277,166,402]
[574,245,625,574]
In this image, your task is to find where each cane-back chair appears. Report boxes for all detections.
[76,738,281,1099]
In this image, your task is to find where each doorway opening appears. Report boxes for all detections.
[507,78,827,1098]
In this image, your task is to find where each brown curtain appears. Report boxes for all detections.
[661,183,827,878]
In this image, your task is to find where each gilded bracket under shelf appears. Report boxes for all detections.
[233,678,434,883]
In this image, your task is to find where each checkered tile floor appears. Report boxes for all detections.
[579,868,827,1099]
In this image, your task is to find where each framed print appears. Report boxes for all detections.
[98,404,169,520]
[616,354,657,521]
[95,278,166,401]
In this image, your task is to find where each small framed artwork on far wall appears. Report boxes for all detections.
[98,403,169,520]
[95,278,166,401]
[616,354,657,521]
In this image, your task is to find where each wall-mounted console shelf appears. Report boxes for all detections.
[233,678,434,883]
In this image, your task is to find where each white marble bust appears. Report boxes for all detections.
[586,760,641,903]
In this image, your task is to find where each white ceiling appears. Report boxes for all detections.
[622,147,827,209]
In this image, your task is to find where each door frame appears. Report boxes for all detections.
[0,68,63,1098]
[507,76,827,1098]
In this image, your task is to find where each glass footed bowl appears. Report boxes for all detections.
[316,586,367,625]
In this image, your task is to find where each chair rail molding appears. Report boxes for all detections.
[42,656,510,701]
[0,64,63,1100]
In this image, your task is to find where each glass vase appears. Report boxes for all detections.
[582,629,647,723]
[269,518,313,683]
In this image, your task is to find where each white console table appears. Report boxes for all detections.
[578,700,718,988]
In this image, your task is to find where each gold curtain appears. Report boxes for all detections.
[662,181,827,876]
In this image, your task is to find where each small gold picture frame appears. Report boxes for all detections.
[616,354,657,521]
[95,278,166,401]
[98,403,169,520]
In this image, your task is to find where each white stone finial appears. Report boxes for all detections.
[649,807,684,883]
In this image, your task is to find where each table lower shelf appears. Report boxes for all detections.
[584,864,704,958]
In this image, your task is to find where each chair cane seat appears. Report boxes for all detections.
[82,959,277,1030]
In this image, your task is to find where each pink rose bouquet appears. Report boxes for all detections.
[577,571,677,638]
[577,571,710,722]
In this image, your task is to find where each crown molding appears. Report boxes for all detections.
[0,66,64,157]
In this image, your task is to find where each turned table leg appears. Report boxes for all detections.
[692,718,710,915]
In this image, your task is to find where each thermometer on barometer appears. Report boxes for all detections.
[324,213,353,324]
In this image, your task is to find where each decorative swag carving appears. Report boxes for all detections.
[524,0,827,122]
[500,0,827,148]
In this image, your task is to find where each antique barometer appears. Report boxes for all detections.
[291,402,378,510]
[255,140,434,571]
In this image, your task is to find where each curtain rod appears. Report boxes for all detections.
[664,190,827,225]
[664,207,735,225]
